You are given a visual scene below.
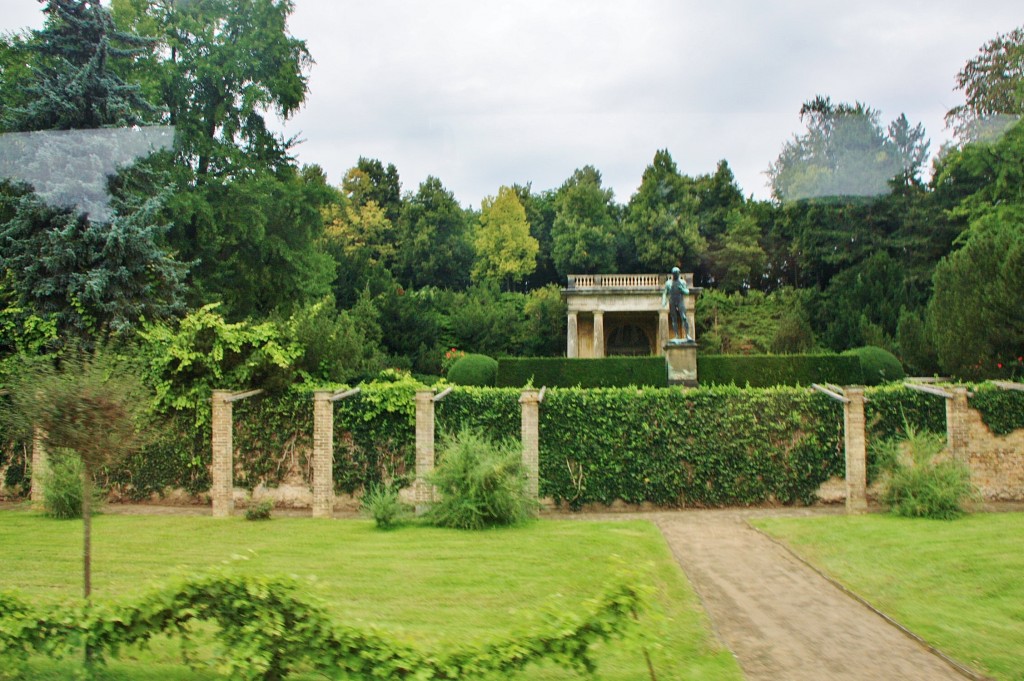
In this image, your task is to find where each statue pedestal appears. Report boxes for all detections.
[664,342,698,387]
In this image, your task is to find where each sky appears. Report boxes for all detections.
[2,0,1022,207]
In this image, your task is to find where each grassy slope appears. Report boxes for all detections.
[0,512,742,681]
[754,513,1024,681]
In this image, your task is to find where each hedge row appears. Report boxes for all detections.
[498,354,866,389]
[4,382,1020,508]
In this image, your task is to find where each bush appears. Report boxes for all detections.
[697,354,863,387]
[843,346,905,385]
[40,453,101,520]
[360,483,411,529]
[426,427,536,529]
[877,429,977,519]
[244,498,273,521]
[497,357,665,388]
[447,354,498,386]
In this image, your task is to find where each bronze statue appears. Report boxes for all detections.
[662,267,692,343]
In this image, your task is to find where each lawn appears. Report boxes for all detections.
[753,512,1024,681]
[0,510,742,680]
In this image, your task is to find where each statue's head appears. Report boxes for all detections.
[671,266,680,278]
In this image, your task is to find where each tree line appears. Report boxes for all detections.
[1,1,1022,382]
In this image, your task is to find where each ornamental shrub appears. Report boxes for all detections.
[447,353,498,386]
[40,452,103,520]
[427,426,536,529]
[497,357,664,388]
[877,429,977,519]
[244,498,273,521]
[360,483,411,529]
[843,346,905,385]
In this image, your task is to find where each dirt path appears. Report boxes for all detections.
[650,508,971,681]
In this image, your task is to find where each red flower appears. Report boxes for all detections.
[998,363,1004,369]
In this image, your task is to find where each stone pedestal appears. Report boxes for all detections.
[664,342,698,387]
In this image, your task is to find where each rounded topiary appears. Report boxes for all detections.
[447,353,498,386]
[843,346,905,385]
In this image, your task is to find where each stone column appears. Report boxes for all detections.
[519,390,540,501]
[211,390,234,518]
[946,387,970,462]
[593,310,605,358]
[312,391,334,518]
[414,390,436,513]
[843,387,867,514]
[30,426,47,507]
[566,311,579,358]
[657,310,669,355]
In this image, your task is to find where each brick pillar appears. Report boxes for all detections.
[520,390,540,501]
[566,311,579,358]
[30,426,47,507]
[657,310,669,355]
[211,390,234,518]
[593,310,605,358]
[415,390,436,513]
[312,391,334,518]
[843,387,867,514]
[946,387,970,462]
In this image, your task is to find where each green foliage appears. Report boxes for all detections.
[426,427,536,529]
[895,307,938,376]
[876,429,977,519]
[472,185,538,289]
[698,354,863,387]
[0,570,644,681]
[394,176,473,290]
[968,384,1024,435]
[280,296,385,384]
[446,353,498,387]
[864,384,947,439]
[497,356,665,388]
[243,498,273,521]
[550,166,619,275]
[945,25,1024,141]
[360,483,411,529]
[842,346,905,385]
[696,288,814,354]
[38,453,92,520]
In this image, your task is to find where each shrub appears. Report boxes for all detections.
[697,354,863,387]
[447,354,498,386]
[244,498,273,521]
[877,429,977,519]
[843,346,905,385]
[426,426,536,529]
[360,483,411,529]
[40,453,102,520]
[497,357,665,388]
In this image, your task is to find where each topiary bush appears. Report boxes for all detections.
[843,346,905,385]
[426,426,536,529]
[446,354,498,386]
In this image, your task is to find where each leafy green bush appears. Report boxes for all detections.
[360,483,411,529]
[447,353,498,386]
[244,498,273,521]
[843,346,905,385]
[877,429,977,519]
[697,354,863,387]
[39,453,101,520]
[497,357,665,388]
[427,427,536,529]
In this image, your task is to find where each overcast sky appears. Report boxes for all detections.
[3,1,1022,207]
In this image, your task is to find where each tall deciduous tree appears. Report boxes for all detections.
[396,176,473,290]
[472,186,538,290]
[946,25,1024,143]
[550,166,619,276]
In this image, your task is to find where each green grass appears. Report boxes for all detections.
[0,511,742,680]
[753,513,1024,681]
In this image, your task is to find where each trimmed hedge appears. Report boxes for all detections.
[698,354,864,387]
[843,346,905,385]
[447,353,498,386]
[497,357,665,388]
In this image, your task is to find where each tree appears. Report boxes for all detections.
[550,166,619,276]
[341,157,402,225]
[946,26,1024,142]
[395,176,473,290]
[929,208,1024,379]
[472,186,538,290]
[622,150,706,273]
[768,96,928,201]
[156,0,311,177]
[705,209,766,291]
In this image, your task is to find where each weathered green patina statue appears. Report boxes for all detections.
[662,267,693,343]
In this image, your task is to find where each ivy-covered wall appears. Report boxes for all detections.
[4,383,1022,507]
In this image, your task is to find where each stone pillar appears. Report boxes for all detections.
[946,387,970,462]
[520,390,540,501]
[566,311,579,358]
[414,390,436,513]
[312,391,334,519]
[843,387,867,514]
[30,426,47,507]
[211,390,234,518]
[657,310,669,355]
[593,310,605,358]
